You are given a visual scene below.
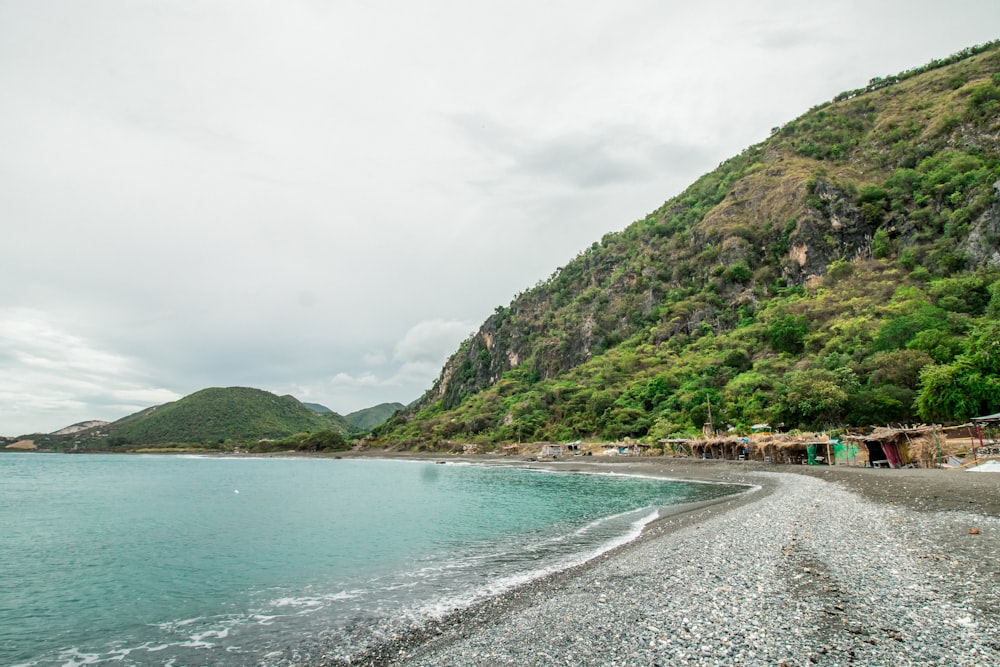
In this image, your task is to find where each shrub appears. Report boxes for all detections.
[767,314,808,354]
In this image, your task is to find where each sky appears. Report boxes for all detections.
[2,1,999,435]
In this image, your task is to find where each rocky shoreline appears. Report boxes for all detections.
[294,458,998,667]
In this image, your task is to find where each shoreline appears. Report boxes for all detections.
[297,457,999,667]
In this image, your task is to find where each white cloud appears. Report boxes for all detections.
[362,350,389,366]
[0,309,181,434]
[2,0,1000,430]
[329,372,383,390]
[305,321,475,412]
[394,319,476,364]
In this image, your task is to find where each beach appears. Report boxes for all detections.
[303,458,999,667]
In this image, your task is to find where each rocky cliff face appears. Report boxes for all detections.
[965,181,1000,266]
[50,420,111,436]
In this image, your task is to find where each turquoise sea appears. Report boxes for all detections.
[0,453,742,666]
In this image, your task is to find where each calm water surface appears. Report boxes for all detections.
[0,453,742,666]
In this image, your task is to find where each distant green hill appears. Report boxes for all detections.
[304,400,403,430]
[105,387,355,446]
[345,403,406,431]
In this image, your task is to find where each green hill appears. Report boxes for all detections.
[345,403,406,431]
[106,387,355,446]
[375,42,1000,449]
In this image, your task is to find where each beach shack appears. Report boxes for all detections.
[971,412,1000,456]
[659,438,694,456]
[845,429,907,467]
[689,436,746,460]
[601,440,646,456]
[762,437,831,465]
[690,438,718,459]
[745,434,838,465]
[829,440,864,466]
[748,434,785,463]
[540,444,564,458]
[844,426,943,468]
[793,440,834,465]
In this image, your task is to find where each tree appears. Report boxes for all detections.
[301,430,349,451]
[845,387,908,425]
[773,369,851,429]
[767,314,808,354]
[866,349,933,389]
[915,360,984,422]
[871,228,893,258]
[872,306,952,351]
[916,321,1000,421]
[722,371,774,427]
[601,407,651,439]
[906,328,964,364]
[724,262,753,284]
[967,321,1000,375]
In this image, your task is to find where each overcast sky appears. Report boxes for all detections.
[2,1,998,435]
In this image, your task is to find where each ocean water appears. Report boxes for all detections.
[0,454,742,666]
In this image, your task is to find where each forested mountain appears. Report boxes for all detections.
[25,387,357,450]
[375,42,1000,449]
[107,387,355,445]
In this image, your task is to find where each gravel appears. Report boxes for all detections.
[326,469,1000,667]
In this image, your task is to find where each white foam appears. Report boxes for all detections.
[250,613,278,625]
[269,588,361,610]
[416,507,661,618]
[56,648,102,667]
[271,596,324,608]
[192,627,230,642]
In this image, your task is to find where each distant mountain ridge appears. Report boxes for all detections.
[14,389,412,451]
[106,387,355,445]
[301,401,403,430]
[344,403,406,431]
[15,387,360,450]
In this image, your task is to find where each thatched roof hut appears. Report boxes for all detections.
[690,436,745,460]
[844,426,942,468]
[748,434,834,465]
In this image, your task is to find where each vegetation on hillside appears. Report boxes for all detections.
[374,42,1000,449]
[106,387,355,446]
[19,387,358,451]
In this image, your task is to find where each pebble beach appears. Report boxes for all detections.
[310,458,999,667]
